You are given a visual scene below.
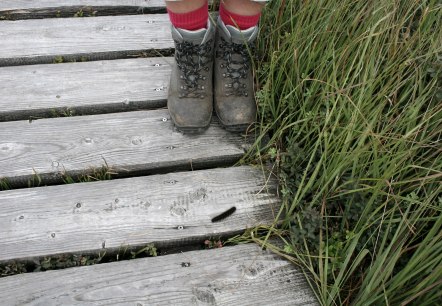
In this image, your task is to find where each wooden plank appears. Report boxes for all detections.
[0,15,173,67]
[0,58,173,122]
[0,166,279,263]
[0,244,318,305]
[0,109,253,186]
[0,1,166,20]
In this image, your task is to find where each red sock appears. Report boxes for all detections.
[220,3,261,30]
[167,2,208,31]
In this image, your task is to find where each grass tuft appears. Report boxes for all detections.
[251,0,442,304]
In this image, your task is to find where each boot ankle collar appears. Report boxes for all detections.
[216,16,258,44]
[172,19,215,45]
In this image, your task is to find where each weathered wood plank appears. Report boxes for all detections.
[0,15,173,67]
[0,0,166,20]
[0,58,173,122]
[0,166,279,263]
[0,109,252,186]
[0,244,318,305]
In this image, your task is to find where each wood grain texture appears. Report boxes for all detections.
[0,244,318,305]
[0,58,173,121]
[0,0,166,20]
[0,109,253,186]
[0,166,279,262]
[0,14,173,67]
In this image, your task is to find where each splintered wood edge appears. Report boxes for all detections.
[0,244,319,305]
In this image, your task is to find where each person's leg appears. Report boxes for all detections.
[166,0,206,14]
[220,0,265,29]
[214,0,267,132]
[166,0,208,30]
[166,0,215,133]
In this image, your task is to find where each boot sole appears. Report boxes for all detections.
[175,124,210,134]
[214,108,255,133]
[223,123,252,133]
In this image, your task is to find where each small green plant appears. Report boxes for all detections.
[34,252,106,272]
[73,9,84,18]
[0,178,10,191]
[0,262,26,277]
[131,244,157,258]
[50,107,76,118]
[0,13,12,20]
[53,56,64,64]
[27,169,42,188]
[62,163,116,184]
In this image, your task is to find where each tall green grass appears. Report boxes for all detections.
[253,0,441,304]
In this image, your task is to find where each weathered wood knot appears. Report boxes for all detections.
[192,287,216,305]
[164,180,177,185]
[131,136,143,145]
[83,137,93,144]
[170,203,186,217]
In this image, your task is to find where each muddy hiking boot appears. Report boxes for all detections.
[214,17,258,132]
[168,21,215,133]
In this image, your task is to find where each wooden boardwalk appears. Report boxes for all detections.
[0,1,318,304]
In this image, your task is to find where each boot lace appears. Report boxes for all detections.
[216,37,255,97]
[175,39,213,99]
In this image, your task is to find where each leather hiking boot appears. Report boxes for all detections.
[214,17,258,132]
[168,21,215,133]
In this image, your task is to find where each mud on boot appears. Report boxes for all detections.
[214,17,258,133]
[168,21,215,133]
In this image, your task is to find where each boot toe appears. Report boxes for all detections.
[168,97,213,133]
[215,98,257,131]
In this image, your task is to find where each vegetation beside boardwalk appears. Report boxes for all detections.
[253,0,441,304]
